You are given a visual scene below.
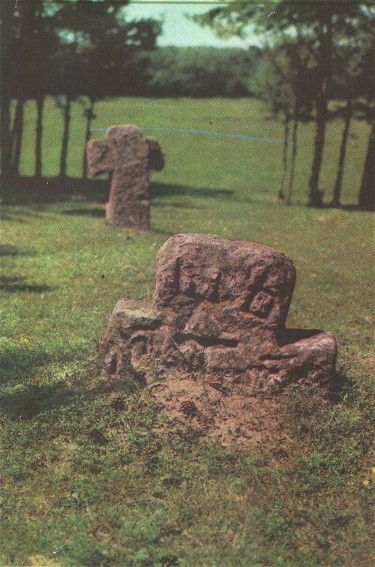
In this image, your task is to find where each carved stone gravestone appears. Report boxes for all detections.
[98,234,337,396]
[86,126,165,229]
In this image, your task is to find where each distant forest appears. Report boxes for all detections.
[142,47,260,98]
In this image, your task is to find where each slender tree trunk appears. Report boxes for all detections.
[0,98,12,179]
[10,100,19,155]
[35,96,44,179]
[10,98,25,176]
[59,96,71,178]
[82,99,95,179]
[308,7,333,207]
[358,118,375,211]
[332,98,352,207]
[0,3,13,179]
[286,101,300,205]
[279,111,290,200]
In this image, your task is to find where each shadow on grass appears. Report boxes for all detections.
[0,341,52,386]
[0,275,55,293]
[0,379,82,421]
[0,212,29,223]
[60,207,105,217]
[0,210,46,224]
[1,176,234,205]
[321,202,370,212]
[151,182,233,200]
[152,200,202,210]
[151,227,176,237]
[329,368,350,403]
[1,176,109,205]
[0,245,37,257]
[0,359,136,422]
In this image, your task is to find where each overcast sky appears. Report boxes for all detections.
[125,1,251,48]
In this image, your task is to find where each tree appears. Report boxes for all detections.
[249,38,313,203]
[50,0,161,178]
[10,98,25,177]
[331,47,359,206]
[306,2,332,206]
[80,98,97,179]
[284,39,314,205]
[146,46,259,98]
[1,0,161,182]
[0,2,20,178]
[1,1,62,179]
[358,114,375,211]
[357,9,375,211]
[192,0,370,207]
[252,49,293,200]
[52,46,82,179]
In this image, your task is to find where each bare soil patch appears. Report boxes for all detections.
[142,373,290,455]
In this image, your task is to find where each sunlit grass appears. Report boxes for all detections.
[1,97,374,566]
[17,96,369,206]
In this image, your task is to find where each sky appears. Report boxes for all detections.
[125,1,251,49]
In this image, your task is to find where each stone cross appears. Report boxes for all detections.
[86,126,165,229]
[98,234,337,394]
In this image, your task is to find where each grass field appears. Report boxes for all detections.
[1,97,374,566]
[13,96,369,206]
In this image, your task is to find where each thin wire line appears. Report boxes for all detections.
[91,126,290,145]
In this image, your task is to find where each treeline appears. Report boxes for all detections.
[0,0,161,180]
[252,40,374,208]
[145,46,260,97]
[193,1,374,210]
[1,1,262,183]
[1,0,374,209]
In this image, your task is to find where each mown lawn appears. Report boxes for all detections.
[1,97,374,566]
[14,96,369,206]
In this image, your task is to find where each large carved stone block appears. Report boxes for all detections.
[86,126,165,229]
[98,234,337,395]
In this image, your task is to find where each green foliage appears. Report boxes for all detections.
[0,0,162,178]
[1,98,374,566]
[192,0,369,39]
[192,0,374,206]
[147,46,260,98]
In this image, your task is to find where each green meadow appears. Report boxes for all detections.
[1,97,374,566]
[14,97,368,205]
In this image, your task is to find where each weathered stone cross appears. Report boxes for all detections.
[86,126,164,229]
[98,234,337,394]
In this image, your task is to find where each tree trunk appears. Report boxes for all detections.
[59,96,71,178]
[332,98,352,207]
[10,98,25,176]
[279,111,290,200]
[35,96,44,179]
[308,7,333,207]
[82,99,95,179]
[0,97,12,179]
[286,101,299,205]
[358,118,375,211]
[0,3,13,179]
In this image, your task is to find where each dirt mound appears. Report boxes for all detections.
[143,373,290,454]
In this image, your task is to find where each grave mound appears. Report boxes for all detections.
[99,234,337,448]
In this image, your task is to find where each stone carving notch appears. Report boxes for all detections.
[99,234,337,394]
[87,126,165,229]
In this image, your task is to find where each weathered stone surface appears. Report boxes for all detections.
[98,234,337,394]
[87,126,164,229]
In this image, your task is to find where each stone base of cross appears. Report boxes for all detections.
[97,234,337,395]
